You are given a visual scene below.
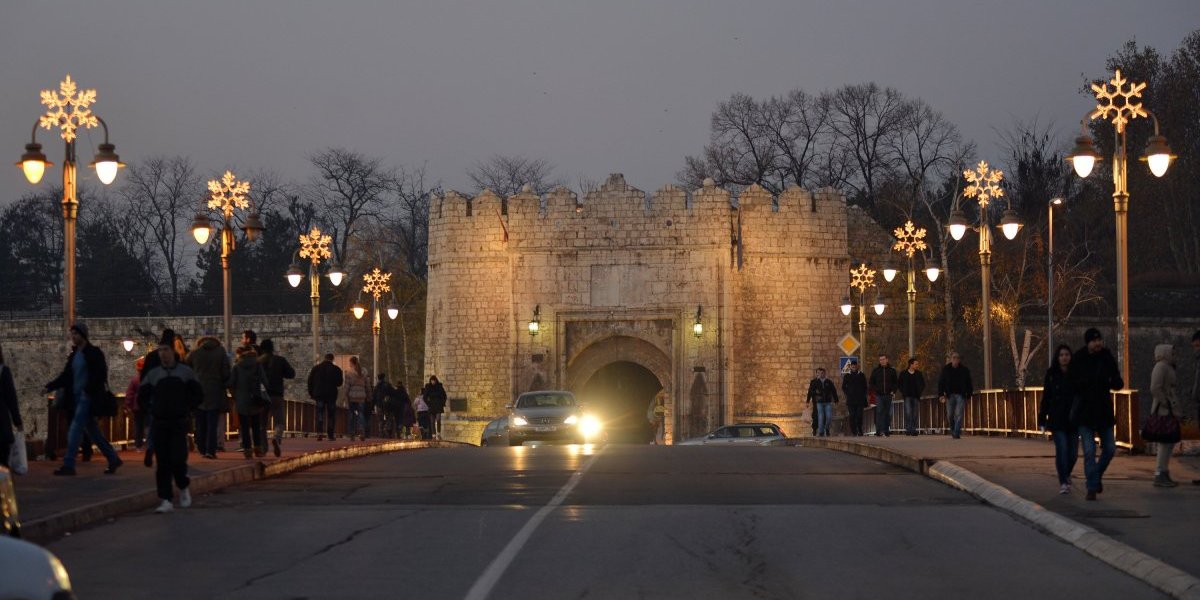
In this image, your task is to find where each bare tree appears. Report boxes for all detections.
[468,154,564,198]
[764,90,831,193]
[307,147,393,264]
[119,156,202,312]
[826,83,911,208]
[385,164,436,279]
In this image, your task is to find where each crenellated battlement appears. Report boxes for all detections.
[428,173,849,263]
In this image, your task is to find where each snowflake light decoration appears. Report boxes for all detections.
[298,228,333,265]
[1089,69,1147,134]
[849,263,876,294]
[207,171,252,215]
[963,161,1004,208]
[362,268,392,300]
[39,75,98,142]
[892,220,928,258]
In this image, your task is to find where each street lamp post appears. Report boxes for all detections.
[352,268,398,380]
[286,228,345,364]
[15,75,125,331]
[191,171,264,352]
[883,221,940,359]
[840,263,885,366]
[951,161,1022,389]
[1068,69,1175,382]
[1047,197,1063,366]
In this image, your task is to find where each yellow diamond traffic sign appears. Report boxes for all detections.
[838,333,860,356]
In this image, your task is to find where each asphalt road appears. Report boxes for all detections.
[48,444,1165,599]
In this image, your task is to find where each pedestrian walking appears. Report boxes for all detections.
[258,340,295,457]
[414,393,432,440]
[138,329,181,467]
[396,383,415,439]
[898,358,925,436]
[240,330,260,355]
[1148,343,1181,488]
[371,374,394,437]
[1039,345,1078,494]
[308,353,343,441]
[187,335,230,460]
[124,357,147,450]
[806,368,838,436]
[869,354,898,437]
[45,323,123,476]
[345,356,370,441]
[937,352,973,439]
[423,376,447,439]
[228,347,269,458]
[842,360,868,436]
[0,343,24,470]
[1071,328,1124,501]
[138,341,203,513]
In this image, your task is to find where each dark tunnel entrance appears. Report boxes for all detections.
[579,361,663,444]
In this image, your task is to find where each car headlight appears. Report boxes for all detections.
[563,415,578,425]
[579,415,602,439]
[512,416,528,427]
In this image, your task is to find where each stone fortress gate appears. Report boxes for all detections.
[426,174,852,444]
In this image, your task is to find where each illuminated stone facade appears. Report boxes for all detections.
[425,174,856,444]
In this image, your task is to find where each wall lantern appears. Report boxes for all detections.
[528,304,541,337]
[122,339,135,353]
[692,305,703,338]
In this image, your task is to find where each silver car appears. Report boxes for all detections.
[676,423,787,446]
[505,391,601,446]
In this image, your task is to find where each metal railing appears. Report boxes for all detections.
[41,395,356,460]
[845,388,1143,450]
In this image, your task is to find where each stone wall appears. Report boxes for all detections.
[426,174,858,443]
[0,314,374,441]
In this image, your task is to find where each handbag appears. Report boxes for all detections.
[8,432,28,475]
[1141,406,1181,444]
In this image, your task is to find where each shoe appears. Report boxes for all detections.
[203,453,217,459]
[1153,473,1178,488]
[952,435,960,439]
[179,488,192,508]
[81,453,92,462]
[104,458,123,474]
[144,450,153,468]
[242,448,252,459]
[1059,483,1070,495]
[272,439,281,457]
[1097,482,1103,494]
[53,467,76,476]
[1085,490,1097,501]
[317,435,324,441]
[360,434,366,441]
[155,500,174,514]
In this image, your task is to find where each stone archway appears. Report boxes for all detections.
[565,335,674,443]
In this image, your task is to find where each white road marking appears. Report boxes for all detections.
[462,445,607,600]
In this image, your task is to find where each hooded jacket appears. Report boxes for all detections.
[187,337,231,412]
[259,351,296,397]
[1150,344,1178,417]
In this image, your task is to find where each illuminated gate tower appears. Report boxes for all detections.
[425,174,852,444]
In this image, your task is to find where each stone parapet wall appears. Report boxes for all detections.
[0,314,368,442]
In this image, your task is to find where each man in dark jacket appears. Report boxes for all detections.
[259,339,295,456]
[422,376,448,440]
[186,335,230,459]
[1070,328,1124,500]
[898,358,926,436]
[308,353,343,441]
[0,344,24,469]
[842,360,868,436]
[45,323,123,476]
[937,352,973,439]
[137,329,181,467]
[806,368,838,436]
[869,354,898,437]
[140,341,204,513]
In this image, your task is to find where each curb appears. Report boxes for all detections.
[799,437,1200,600]
[21,440,467,543]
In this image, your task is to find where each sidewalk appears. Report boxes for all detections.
[803,434,1200,598]
[11,436,464,541]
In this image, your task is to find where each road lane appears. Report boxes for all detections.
[46,444,1165,599]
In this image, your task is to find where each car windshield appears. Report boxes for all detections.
[516,393,576,409]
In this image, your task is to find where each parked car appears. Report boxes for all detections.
[480,417,510,446]
[505,391,602,446]
[0,466,77,600]
[676,423,787,446]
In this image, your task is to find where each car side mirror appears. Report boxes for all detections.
[706,434,716,439]
[504,404,514,410]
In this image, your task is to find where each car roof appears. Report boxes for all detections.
[516,390,574,399]
[726,422,779,428]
